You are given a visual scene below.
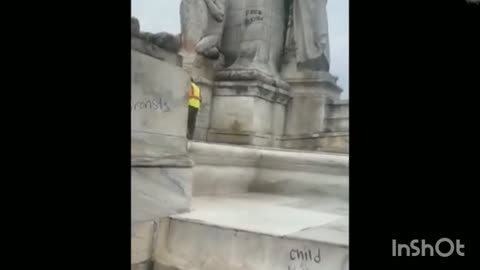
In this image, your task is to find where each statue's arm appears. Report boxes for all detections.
[204,0,225,22]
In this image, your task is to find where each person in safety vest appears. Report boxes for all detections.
[187,78,202,140]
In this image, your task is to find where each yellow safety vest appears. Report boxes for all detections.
[189,83,201,109]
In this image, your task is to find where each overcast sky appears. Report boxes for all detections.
[132,0,349,99]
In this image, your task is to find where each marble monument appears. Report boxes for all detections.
[180,0,348,151]
[131,18,193,270]
[131,2,349,269]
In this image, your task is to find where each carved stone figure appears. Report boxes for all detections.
[180,0,225,60]
[131,17,181,53]
[194,0,225,59]
[216,0,288,88]
[284,0,331,71]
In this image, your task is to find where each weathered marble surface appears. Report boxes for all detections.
[281,74,346,151]
[180,0,225,59]
[207,81,290,146]
[132,221,155,264]
[132,17,181,53]
[131,262,152,270]
[154,193,348,270]
[132,37,182,66]
[180,0,208,53]
[326,100,349,132]
[131,50,191,166]
[141,32,182,54]
[280,131,349,153]
[132,167,192,223]
[285,0,330,71]
[218,0,288,87]
[132,48,194,224]
[188,142,348,197]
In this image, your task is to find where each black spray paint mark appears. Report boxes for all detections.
[131,97,170,112]
[245,9,264,26]
[289,248,321,263]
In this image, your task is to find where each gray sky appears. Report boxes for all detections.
[132,0,349,99]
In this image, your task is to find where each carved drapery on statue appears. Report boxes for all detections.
[216,0,289,89]
[181,0,333,84]
[180,0,225,60]
[285,0,330,72]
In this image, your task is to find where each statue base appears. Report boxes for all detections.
[281,70,345,151]
[207,80,290,147]
[216,68,290,90]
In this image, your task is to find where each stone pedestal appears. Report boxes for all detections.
[132,45,194,269]
[280,71,344,151]
[207,81,290,147]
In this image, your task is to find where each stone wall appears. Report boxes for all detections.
[189,142,348,199]
[206,81,290,146]
[131,34,194,269]
[281,85,349,152]
[131,49,193,222]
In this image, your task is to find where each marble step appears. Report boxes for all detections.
[189,142,349,198]
[153,193,349,270]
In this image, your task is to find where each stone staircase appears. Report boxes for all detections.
[151,142,349,270]
[154,193,348,270]
[131,33,349,270]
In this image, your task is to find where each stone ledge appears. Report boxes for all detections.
[214,81,291,105]
[332,100,349,105]
[153,194,348,270]
[132,262,153,270]
[216,68,291,90]
[287,80,343,97]
[207,129,272,147]
[131,156,193,168]
[280,132,349,153]
[280,132,349,140]
[325,116,349,120]
[189,142,348,174]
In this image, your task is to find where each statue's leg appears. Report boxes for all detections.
[267,0,288,86]
[202,47,220,59]
[195,35,219,54]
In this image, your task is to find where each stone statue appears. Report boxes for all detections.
[180,0,225,60]
[195,0,225,59]
[180,0,333,84]
[131,17,181,53]
[284,0,331,71]
[145,32,182,53]
[216,0,289,89]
